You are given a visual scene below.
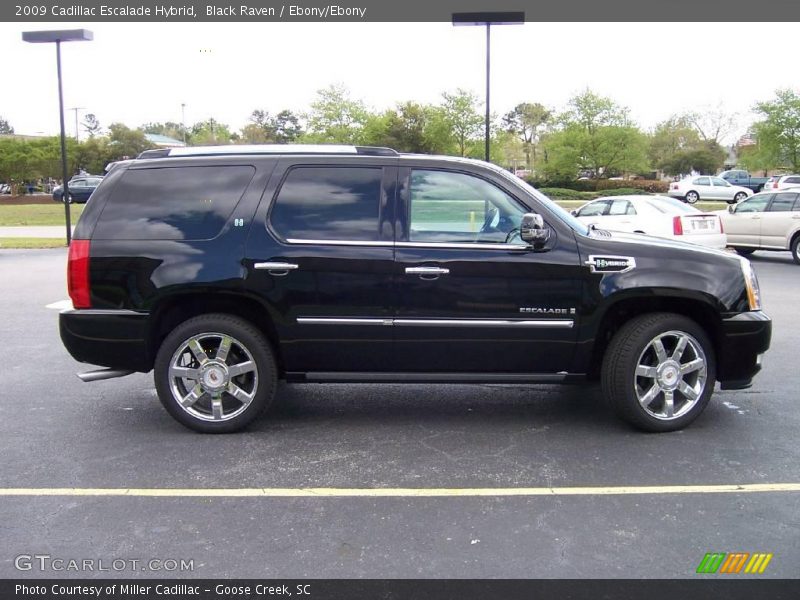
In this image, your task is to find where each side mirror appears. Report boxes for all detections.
[728,204,735,213]
[570,209,578,216]
[520,212,551,248]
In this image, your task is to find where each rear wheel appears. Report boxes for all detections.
[154,313,277,433]
[734,247,755,256]
[684,191,699,204]
[602,313,716,432]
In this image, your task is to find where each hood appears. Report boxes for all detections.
[590,228,737,261]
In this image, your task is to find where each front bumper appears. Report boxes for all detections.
[59,309,151,373]
[717,311,771,389]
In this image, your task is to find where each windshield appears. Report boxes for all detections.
[488,165,591,235]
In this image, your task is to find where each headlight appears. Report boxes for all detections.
[740,258,762,311]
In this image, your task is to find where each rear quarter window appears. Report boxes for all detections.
[93,165,255,240]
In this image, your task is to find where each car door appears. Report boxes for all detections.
[710,177,733,201]
[244,158,398,375]
[724,194,772,246]
[760,192,800,248]
[392,164,581,375]
[692,177,712,200]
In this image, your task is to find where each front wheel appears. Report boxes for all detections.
[791,236,800,265]
[154,313,277,433]
[734,247,755,256]
[733,192,748,203]
[684,191,699,204]
[602,313,716,432]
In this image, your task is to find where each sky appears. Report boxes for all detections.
[1,22,797,142]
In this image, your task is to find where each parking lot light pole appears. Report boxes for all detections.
[452,12,524,163]
[22,29,93,245]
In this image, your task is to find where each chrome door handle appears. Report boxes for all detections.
[254,261,299,276]
[405,266,450,276]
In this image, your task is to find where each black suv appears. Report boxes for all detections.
[60,145,771,433]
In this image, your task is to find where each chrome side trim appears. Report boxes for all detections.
[394,318,573,328]
[254,261,299,270]
[62,309,145,316]
[405,266,450,275]
[286,238,393,247]
[297,317,393,326]
[297,372,569,383]
[297,317,573,329]
[396,241,529,251]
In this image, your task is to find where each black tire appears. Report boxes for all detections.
[733,192,748,203]
[601,313,716,432]
[684,191,699,204]
[154,313,277,433]
[792,236,800,265]
[734,247,755,256]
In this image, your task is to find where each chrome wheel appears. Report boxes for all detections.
[633,330,707,421]
[168,332,258,423]
[685,191,699,204]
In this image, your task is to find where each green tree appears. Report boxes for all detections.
[441,89,484,157]
[660,147,726,176]
[648,115,701,169]
[107,123,155,160]
[503,102,551,170]
[240,109,303,144]
[741,89,800,172]
[361,102,442,153]
[190,119,232,145]
[304,84,369,144]
[542,90,648,178]
[0,116,14,135]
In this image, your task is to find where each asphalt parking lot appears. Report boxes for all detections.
[0,248,798,579]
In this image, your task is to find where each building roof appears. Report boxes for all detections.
[144,133,186,148]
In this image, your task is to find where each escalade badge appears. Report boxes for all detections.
[585,255,636,274]
[520,307,576,315]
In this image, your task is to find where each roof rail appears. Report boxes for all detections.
[136,144,398,159]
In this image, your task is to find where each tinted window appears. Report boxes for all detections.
[768,193,798,212]
[694,177,710,186]
[270,167,383,241]
[711,178,729,186]
[94,165,255,240]
[785,177,800,184]
[408,170,526,244]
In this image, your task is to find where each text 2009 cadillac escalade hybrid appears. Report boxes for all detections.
[60,145,771,433]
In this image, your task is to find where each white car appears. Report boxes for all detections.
[573,195,727,249]
[719,190,800,263]
[762,174,800,192]
[667,176,752,204]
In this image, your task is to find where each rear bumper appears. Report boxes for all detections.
[717,311,771,389]
[59,309,151,372]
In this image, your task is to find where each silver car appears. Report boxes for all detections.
[668,176,752,204]
[719,191,800,263]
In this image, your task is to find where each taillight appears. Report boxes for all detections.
[719,217,724,233]
[67,239,91,309]
[671,183,679,190]
[773,182,779,189]
[673,216,683,235]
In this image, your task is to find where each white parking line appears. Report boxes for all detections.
[1,482,799,498]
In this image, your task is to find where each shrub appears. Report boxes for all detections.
[595,179,669,193]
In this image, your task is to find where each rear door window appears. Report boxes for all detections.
[767,193,798,212]
[94,165,255,240]
[269,166,384,242]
